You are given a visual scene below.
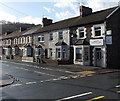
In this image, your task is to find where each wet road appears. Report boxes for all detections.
[0,60,120,100]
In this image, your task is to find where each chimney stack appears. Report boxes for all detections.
[80,5,92,17]
[42,18,53,27]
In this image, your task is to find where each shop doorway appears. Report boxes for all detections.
[95,48,102,67]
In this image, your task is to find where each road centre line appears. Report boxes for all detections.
[10,83,22,87]
[55,92,92,101]
[26,82,36,85]
[34,71,56,77]
[86,96,105,101]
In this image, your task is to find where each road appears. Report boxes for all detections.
[0,60,120,101]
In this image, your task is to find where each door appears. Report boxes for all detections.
[95,48,102,67]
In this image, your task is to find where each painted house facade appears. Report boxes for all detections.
[1,5,120,68]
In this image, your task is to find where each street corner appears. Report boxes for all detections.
[0,74,14,87]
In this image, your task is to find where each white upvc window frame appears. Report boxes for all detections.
[38,35,44,42]
[58,31,63,40]
[49,33,53,41]
[56,48,61,59]
[92,24,105,38]
[77,27,86,39]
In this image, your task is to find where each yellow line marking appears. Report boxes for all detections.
[116,91,120,93]
[76,71,96,74]
[86,96,105,101]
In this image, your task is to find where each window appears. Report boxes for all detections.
[58,32,63,40]
[62,49,66,59]
[22,37,25,44]
[49,48,52,58]
[35,48,42,56]
[50,33,53,41]
[27,36,31,43]
[79,29,84,38]
[94,26,101,36]
[24,46,32,57]
[14,38,18,44]
[14,47,19,55]
[56,48,61,58]
[38,35,44,42]
[76,48,82,60]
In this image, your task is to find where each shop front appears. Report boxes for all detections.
[90,39,106,67]
[74,45,90,65]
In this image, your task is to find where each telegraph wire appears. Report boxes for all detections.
[0,2,28,16]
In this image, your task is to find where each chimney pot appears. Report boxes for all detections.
[80,5,92,17]
[42,18,53,27]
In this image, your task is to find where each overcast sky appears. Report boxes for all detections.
[0,0,119,25]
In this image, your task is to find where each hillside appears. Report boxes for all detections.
[0,21,40,34]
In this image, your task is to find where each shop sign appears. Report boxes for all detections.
[90,39,104,46]
[106,36,112,44]
[106,30,112,35]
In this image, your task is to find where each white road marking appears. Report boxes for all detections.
[55,92,92,101]
[10,84,22,87]
[34,71,56,77]
[116,85,120,88]
[40,81,44,83]
[26,82,36,85]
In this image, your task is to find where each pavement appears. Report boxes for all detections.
[0,74,14,87]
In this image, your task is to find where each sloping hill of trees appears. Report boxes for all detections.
[0,20,40,34]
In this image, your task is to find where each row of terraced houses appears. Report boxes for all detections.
[0,6,120,68]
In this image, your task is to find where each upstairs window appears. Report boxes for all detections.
[38,35,44,42]
[79,28,84,38]
[94,26,101,36]
[58,32,63,40]
[50,33,53,41]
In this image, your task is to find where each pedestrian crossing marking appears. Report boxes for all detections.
[86,96,105,101]
[76,71,95,74]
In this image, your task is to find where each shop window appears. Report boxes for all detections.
[38,35,44,42]
[58,32,63,40]
[94,26,101,36]
[76,48,82,60]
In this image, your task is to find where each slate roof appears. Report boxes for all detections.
[74,39,90,45]
[1,25,41,39]
[55,41,67,46]
[36,6,118,33]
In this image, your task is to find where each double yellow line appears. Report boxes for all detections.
[86,96,105,101]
